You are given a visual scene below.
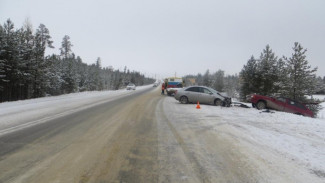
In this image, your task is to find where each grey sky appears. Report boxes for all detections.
[1,0,324,79]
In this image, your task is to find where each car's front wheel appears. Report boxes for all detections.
[256,101,266,110]
[214,99,222,106]
[180,96,188,104]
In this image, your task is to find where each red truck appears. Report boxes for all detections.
[249,94,314,117]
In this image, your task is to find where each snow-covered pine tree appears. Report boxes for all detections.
[32,24,54,98]
[196,73,203,86]
[95,57,104,90]
[60,35,73,60]
[212,69,224,91]
[0,19,21,101]
[283,42,317,100]
[203,69,211,87]
[59,36,78,93]
[224,74,240,98]
[0,59,4,91]
[264,57,287,97]
[314,76,325,94]
[75,56,89,92]
[18,19,35,99]
[240,56,259,99]
[257,45,279,95]
[0,24,6,92]
[46,54,64,95]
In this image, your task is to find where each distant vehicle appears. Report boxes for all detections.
[165,77,183,96]
[174,86,231,106]
[126,83,136,90]
[153,82,159,87]
[249,94,314,117]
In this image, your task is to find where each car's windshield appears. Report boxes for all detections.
[206,87,219,95]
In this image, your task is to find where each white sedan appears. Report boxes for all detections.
[126,83,136,90]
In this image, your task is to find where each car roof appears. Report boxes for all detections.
[185,85,218,91]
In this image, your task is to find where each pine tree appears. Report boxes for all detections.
[240,56,259,99]
[314,76,325,94]
[0,24,6,92]
[283,42,317,100]
[257,45,279,95]
[59,35,78,93]
[196,73,203,85]
[46,54,63,95]
[224,74,240,98]
[0,19,21,101]
[212,69,224,91]
[95,57,103,90]
[32,24,54,97]
[203,69,211,87]
[60,35,73,59]
[19,19,35,99]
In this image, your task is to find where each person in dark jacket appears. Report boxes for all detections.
[161,83,165,95]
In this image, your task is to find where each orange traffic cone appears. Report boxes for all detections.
[196,101,201,109]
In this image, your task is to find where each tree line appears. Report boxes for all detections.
[240,43,322,101]
[0,19,154,102]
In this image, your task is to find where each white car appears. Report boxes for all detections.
[126,83,136,90]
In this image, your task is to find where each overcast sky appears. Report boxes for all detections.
[1,0,324,79]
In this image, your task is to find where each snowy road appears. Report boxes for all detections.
[0,86,324,182]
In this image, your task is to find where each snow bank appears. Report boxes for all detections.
[319,102,325,119]
[164,97,325,179]
[310,95,325,102]
[0,85,153,135]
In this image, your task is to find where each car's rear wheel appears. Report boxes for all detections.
[256,101,266,110]
[180,96,188,104]
[214,99,222,106]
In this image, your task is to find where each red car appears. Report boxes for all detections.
[249,94,314,117]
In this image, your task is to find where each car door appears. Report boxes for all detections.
[185,87,199,103]
[285,99,307,114]
[198,87,214,104]
[270,97,287,111]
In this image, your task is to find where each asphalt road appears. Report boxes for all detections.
[0,87,256,183]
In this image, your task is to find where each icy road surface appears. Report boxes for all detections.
[0,86,324,182]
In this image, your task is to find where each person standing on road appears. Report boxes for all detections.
[161,83,165,95]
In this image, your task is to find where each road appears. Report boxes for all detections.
[0,87,262,182]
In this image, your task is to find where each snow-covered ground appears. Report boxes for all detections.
[164,96,325,181]
[1,88,324,181]
[0,85,153,136]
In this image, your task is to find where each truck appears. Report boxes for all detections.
[165,77,184,96]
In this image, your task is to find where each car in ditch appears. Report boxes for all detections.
[249,94,314,117]
[174,86,231,106]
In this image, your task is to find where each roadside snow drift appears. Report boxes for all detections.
[164,96,325,182]
[0,85,152,136]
